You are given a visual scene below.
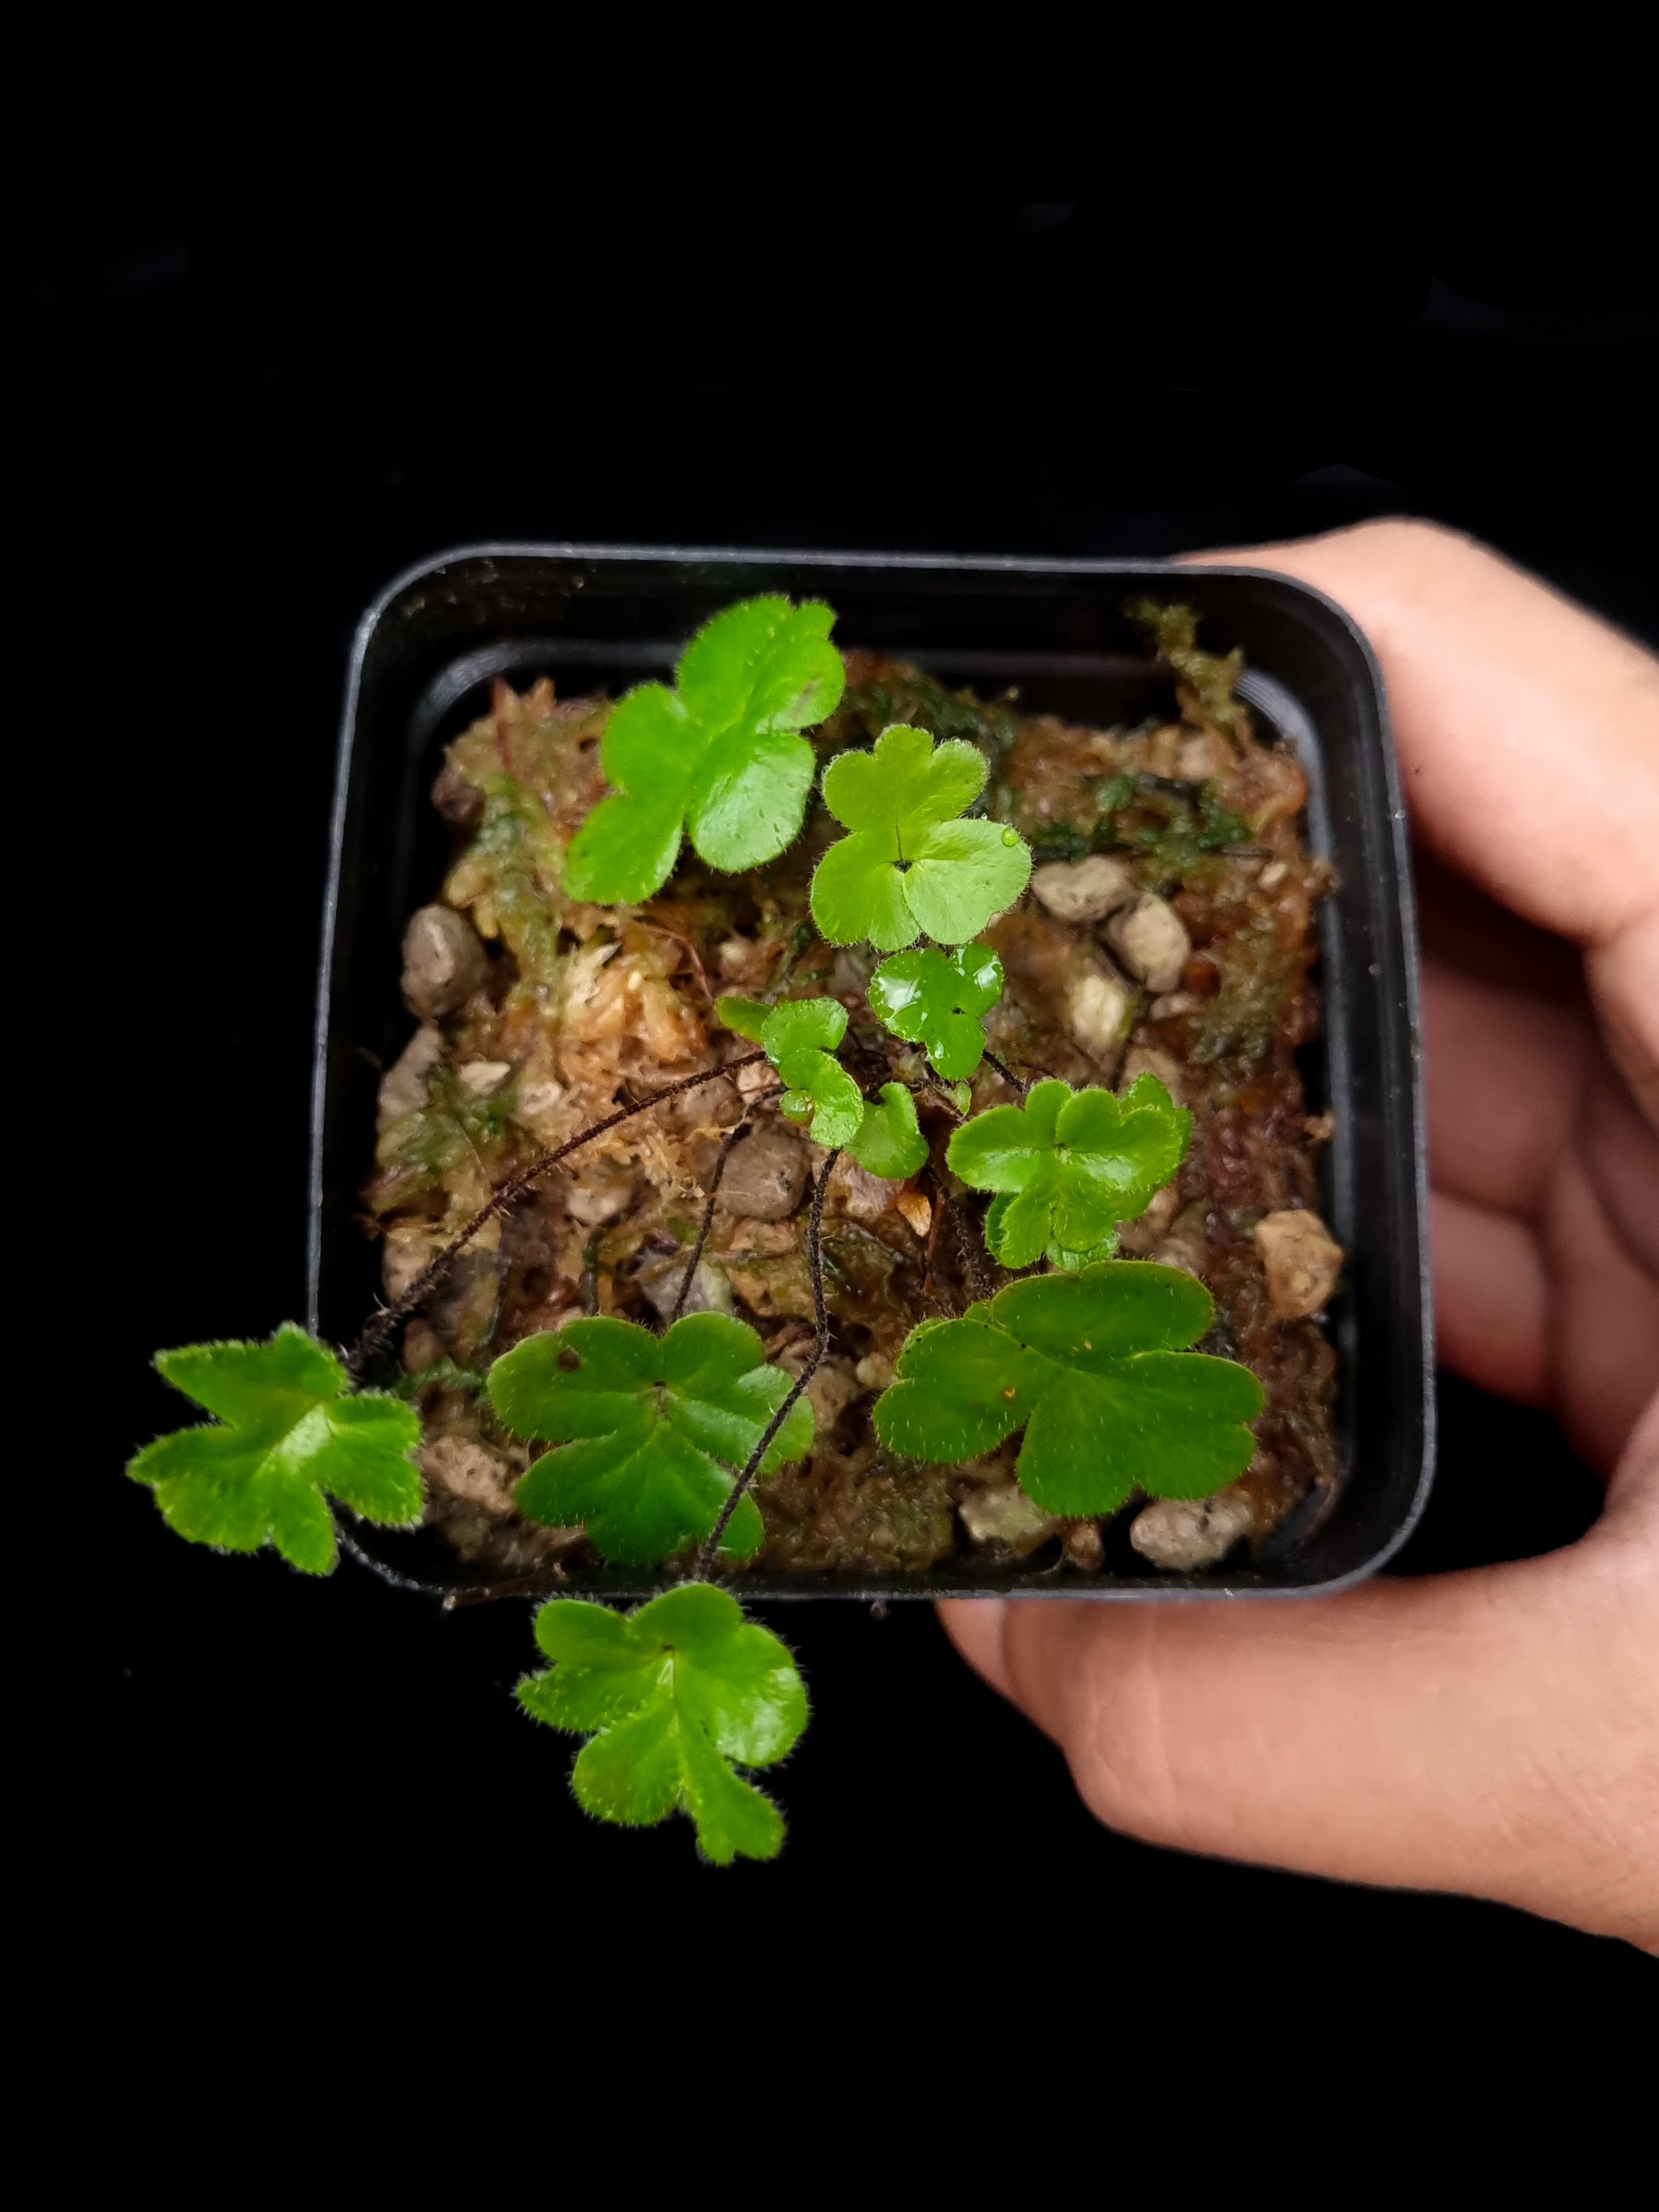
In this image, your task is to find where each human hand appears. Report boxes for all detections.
[940,521,1659,1949]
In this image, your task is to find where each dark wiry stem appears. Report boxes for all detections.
[669,1112,756,1326]
[347,1054,767,1380]
[982,1050,1029,1095]
[694,1147,838,1576]
[955,1199,995,1306]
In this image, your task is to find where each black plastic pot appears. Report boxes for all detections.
[310,546,1434,1603]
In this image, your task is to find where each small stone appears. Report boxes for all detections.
[959,1484,1063,1556]
[419,1434,517,1515]
[1173,732,1224,782]
[457,1060,512,1096]
[514,1075,567,1126]
[566,1158,638,1230]
[719,1129,810,1222]
[855,1353,895,1392]
[1063,1521,1106,1572]
[378,1024,444,1131]
[401,904,488,1019]
[1149,990,1204,1020]
[381,1222,437,1303]
[1104,894,1192,993]
[1254,1209,1343,1318]
[1066,954,1133,1064]
[1257,859,1288,890]
[1130,1489,1255,1572]
[1151,1200,1209,1280]
[638,1256,734,1321]
[1030,854,1136,925]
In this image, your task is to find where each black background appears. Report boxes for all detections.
[20,201,1655,1997]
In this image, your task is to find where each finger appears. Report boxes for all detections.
[1423,960,1587,1216]
[1183,523,1659,1112]
[945,1508,1659,1947]
[1431,1188,1549,1409]
[939,1597,1016,1705]
[1540,1142,1659,1470]
[1188,520,1659,950]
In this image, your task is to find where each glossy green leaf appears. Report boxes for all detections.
[948,1072,1191,1270]
[873,1264,1263,1516]
[714,995,771,1044]
[564,598,845,901]
[127,1325,422,1574]
[716,994,864,1148]
[845,1082,929,1180]
[776,1050,865,1148]
[868,942,1003,1080]
[488,1312,814,1566]
[517,1585,808,1864]
[759,997,847,1060]
[810,725,1032,950]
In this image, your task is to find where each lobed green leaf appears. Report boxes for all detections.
[949,1071,1191,1270]
[873,1264,1263,1516]
[810,725,1032,951]
[517,1585,808,1863]
[127,1325,423,1574]
[564,598,844,903]
[845,1082,929,1181]
[488,1313,814,1566]
[868,942,1003,1080]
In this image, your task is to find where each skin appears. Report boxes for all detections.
[940,521,1659,1950]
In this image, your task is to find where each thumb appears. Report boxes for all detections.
[939,1412,1659,1947]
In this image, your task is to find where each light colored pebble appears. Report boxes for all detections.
[458,1060,512,1096]
[419,1434,517,1515]
[855,1353,895,1392]
[1130,1489,1256,1572]
[959,1484,1064,1555]
[566,1158,638,1230]
[381,1222,438,1303]
[1149,990,1204,1020]
[401,904,488,1019]
[638,1256,734,1321]
[378,1024,444,1131]
[1066,954,1134,1063]
[1030,854,1137,925]
[1254,1209,1343,1318]
[1063,1521,1105,1571]
[1104,893,1191,993]
[1173,732,1224,782]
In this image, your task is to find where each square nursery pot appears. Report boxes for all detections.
[310,546,1435,1604]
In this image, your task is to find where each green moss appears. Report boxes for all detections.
[833,667,1018,760]
[1190,920,1304,1071]
[1124,598,1247,735]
